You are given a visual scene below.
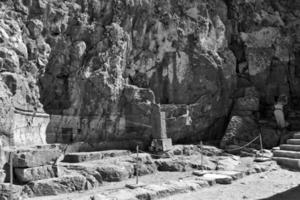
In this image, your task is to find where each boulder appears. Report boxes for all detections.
[155,159,190,172]
[97,164,132,182]
[136,163,157,176]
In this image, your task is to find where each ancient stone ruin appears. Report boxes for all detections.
[0,0,299,199]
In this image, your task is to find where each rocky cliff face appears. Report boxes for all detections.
[0,0,299,152]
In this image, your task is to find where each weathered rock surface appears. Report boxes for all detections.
[155,155,217,172]
[0,170,5,183]
[97,164,133,182]
[220,115,258,148]
[14,165,58,183]
[23,175,90,197]
[13,148,62,168]
[63,150,131,163]
[0,0,239,148]
[0,183,22,200]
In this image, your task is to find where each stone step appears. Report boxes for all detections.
[280,144,300,152]
[63,150,131,163]
[273,150,300,159]
[273,157,300,170]
[293,133,300,139]
[287,139,300,145]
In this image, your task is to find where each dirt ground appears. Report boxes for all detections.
[162,168,300,200]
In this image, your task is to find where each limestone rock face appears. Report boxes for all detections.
[33,0,236,145]
[0,0,299,152]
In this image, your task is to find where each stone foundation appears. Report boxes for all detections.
[150,139,173,152]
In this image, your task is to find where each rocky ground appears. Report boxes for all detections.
[26,157,282,200]
[0,144,283,200]
[29,168,300,200]
[162,168,300,200]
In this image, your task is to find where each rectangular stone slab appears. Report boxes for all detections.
[14,165,58,183]
[12,149,62,167]
[63,150,131,163]
[198,174,233,184]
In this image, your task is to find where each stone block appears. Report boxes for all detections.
[216,171,245,180]
[13,149,62,167]
[200,174,233,184]
[63,150,130,163]
[150,138,173,152]
[14,165,58,183]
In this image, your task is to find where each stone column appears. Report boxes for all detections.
[150,104,172,152]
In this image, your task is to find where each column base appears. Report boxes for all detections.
[150,138,173,152]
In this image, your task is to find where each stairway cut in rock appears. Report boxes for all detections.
[287,139,300,145]
[280,144,300,151]
[273,132,300,170]
[293,133,300,139]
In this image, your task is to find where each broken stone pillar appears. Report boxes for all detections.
[150,104,172,152]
